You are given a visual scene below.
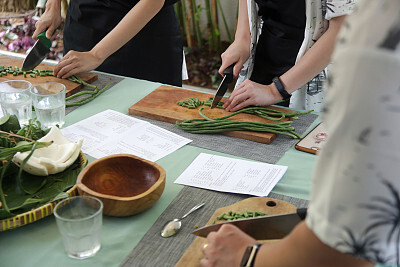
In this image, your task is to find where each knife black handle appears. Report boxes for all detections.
[223,63,235,83]
[296,208,307,220]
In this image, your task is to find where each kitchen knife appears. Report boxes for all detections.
[192,208,307,240]
[22,29,57,71]
[210,63,235,109]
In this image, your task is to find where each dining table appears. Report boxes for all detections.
[0,52,320,267]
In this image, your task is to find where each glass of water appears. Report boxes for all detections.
[30,82,66,129]
[0,80,33,126]
[54,196,103,259]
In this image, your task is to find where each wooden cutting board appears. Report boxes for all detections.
[0,55,98,97]
[129,85,295,144]
[175,197,297,267]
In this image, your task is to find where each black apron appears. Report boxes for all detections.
[64,0,183,87]
[251,0,306,106]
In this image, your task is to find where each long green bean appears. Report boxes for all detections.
[66,81,112,107]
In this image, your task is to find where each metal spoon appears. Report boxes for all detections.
[161,202,205,238]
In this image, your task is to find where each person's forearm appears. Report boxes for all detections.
[45,0,61,14]
[279,15,347,94]
[90,0,164,61]
[254,222,373,267]
[234,0,251,46]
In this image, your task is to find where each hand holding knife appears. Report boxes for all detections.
[192,208,307,240]
[210,63,235,109]
[22,27,59,71]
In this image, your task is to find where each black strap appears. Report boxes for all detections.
[296,207,308,220]
[273,76,291,100]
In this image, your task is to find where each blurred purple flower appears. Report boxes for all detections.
[21,36,34,50]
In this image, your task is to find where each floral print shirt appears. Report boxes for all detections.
[306,0,400,265]
[238,0,355,111]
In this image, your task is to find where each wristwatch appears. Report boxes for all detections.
[240,243,262,267]
[272,76,291,100]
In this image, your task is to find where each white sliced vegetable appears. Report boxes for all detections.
[12,126,83,176]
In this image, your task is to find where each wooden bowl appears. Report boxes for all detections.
[76,154,166,216]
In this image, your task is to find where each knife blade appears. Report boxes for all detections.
[192,208,307,240]
[22,31,53,71]
[210,63,235,109]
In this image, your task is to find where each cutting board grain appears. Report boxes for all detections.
[129,85,295,144]
[0,55,98,97]
[175,197,296,267]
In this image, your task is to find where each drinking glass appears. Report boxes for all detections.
[30,82,66,129]
[54,196,103,259]
[0,80,32,126]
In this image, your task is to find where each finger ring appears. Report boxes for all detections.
[202,243,208,254]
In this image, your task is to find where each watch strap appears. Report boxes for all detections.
[240,243,262,267]
[272,76,291,100]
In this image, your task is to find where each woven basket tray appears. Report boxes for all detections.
[0,152,87,231]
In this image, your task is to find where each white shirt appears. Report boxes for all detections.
[306,0,400,265]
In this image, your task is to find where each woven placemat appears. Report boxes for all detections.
[66,73,123,115]
[120,187,309,267]
[133,112,318,164]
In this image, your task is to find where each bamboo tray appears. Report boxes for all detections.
[0,152,87,231]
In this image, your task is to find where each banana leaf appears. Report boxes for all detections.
[0,156,86,220]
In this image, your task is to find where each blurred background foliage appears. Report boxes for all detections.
[0,0,239,88]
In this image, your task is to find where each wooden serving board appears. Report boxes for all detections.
[176,197,296,267]
[0,55,98,97]
[129,85,295,144]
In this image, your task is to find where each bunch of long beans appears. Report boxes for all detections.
[176,97,312,138]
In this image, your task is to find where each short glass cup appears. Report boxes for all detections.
[54,196,103,259]
[0,80,33,126]
[30,82,66,130]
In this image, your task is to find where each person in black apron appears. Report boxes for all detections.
[33,0,182,87]
[220,0,347,111]
[249,0,306,106]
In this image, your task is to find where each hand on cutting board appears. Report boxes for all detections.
[200,224,257,267]
[53,50,104,79]
[32,0,62,40]
[219,40,250,78]
[222,79,283,112]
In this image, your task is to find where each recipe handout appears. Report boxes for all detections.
[61,109,192,162]
[174,153,288,197]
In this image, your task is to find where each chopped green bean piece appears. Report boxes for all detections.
[217,212,226,220]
